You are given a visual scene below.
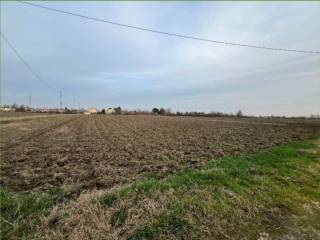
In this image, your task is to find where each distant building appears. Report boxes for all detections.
[87,108,98,114]
[114,106,122,114]
[39,108,49,113]
[101,107,122,114]
[0,107,15,112]
[104,107,115,114]
[52,108,63,113]
[78,108,86,114]
[310,114,320,119]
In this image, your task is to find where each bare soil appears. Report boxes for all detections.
[1,114,319,192]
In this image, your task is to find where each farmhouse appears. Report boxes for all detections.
[101,107,122,114]
[104,107,115,114]
[0,107,15,112]
[87,108,98,114]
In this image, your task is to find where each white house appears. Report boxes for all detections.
[0,107,15,112]
[87,108,98,114]
[104,107,115,114]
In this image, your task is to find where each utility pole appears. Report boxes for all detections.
[59,90,62,113]
[29,95,31,108]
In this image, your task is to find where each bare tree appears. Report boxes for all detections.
[236,110,243,118]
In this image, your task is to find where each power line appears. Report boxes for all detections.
[17,0,320,54]
[0,32,59,93]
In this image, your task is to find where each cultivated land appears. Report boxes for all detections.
[0,113,319,239]
[1,114,318,192]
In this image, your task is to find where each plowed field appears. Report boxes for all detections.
[1,114,318,193]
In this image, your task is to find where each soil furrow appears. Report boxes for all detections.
[1,114,318,193]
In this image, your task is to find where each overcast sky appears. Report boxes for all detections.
[1,1,320,116]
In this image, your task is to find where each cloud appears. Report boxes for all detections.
[1,1,320,116]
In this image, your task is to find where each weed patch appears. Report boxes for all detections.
[0,188,56,239]
[100,192,119,208]
[111,207,128,227]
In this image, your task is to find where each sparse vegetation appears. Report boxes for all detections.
[110,207,128,227]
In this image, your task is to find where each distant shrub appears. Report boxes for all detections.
[236,110,243,117]
[159,108,166,115]
[15,105,26,112]
[152,108,160,114]
[100,109,106,114]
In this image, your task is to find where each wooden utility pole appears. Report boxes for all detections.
[59,90,62,113]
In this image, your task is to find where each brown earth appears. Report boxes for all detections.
[0,114,319,193]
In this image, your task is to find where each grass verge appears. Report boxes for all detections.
[0,189,63,239]
[1,138,319,239]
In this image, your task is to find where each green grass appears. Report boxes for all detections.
[1,138,319,239]
[0,189,56,239]
[100,192,120,207]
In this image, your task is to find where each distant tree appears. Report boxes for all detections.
[16,104,26,112]
[101,109,106,114]
[236,110,243,118]
[152,108,160,114]
[12,103,18,109]
[64,107,72,114]
[159,108,166,115]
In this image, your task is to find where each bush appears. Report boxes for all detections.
[236,110,243,117]
[159,108,166,115]
[152,108,159,114]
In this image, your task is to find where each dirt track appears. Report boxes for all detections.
[1,114,319,192]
